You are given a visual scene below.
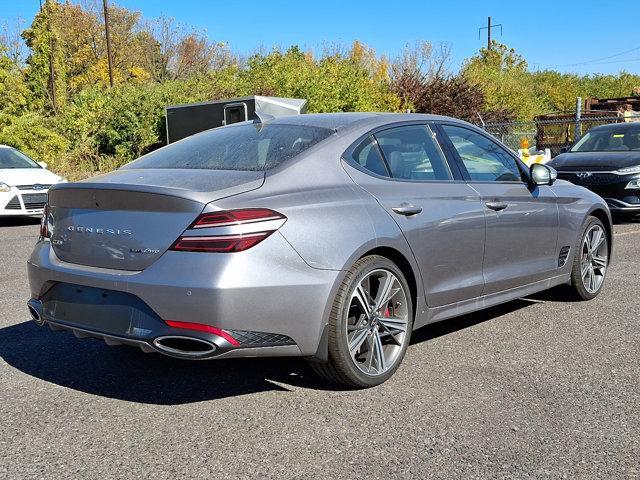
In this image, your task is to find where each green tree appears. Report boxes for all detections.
[529,70,582,113]
[0,45,29,115]
[240,44,400,113]
[21,0,67,112]
[462,41,541,120]
[0,112,69,167]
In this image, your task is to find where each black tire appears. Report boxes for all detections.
[569,216,610,300]
[308,255,414,388]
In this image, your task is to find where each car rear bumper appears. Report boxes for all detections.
[27,233,341,358]
[28,296,303,360]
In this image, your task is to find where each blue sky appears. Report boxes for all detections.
[2,0,639,75]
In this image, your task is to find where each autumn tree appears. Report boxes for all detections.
[240,43,401,112]
[390,41,513,123]
[461,41,539,120]
[140,15,234,82]
[0,22,29,114]
[21,1,68,112]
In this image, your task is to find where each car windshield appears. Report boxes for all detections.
[126,123,335,171]
[0,147,40,169]
[571,126,640,152]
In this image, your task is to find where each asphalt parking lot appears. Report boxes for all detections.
[1,217,639,479]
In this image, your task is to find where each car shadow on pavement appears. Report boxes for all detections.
[0,217,41,227]
[612,213,640,224]
[410,297,533,345]
[0,319,351,404]
[1,297,546,403]
[410,283,586,348]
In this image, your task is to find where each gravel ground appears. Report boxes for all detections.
[1,217,639,479]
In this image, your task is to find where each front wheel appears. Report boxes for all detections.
[309,255,413,388]
[569,216,610,300]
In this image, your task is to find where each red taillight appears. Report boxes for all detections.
[171,208,286,253]
[40,204,50,238]
[171,231,272,253]
[164,320,240,346]
[191,208,285,228]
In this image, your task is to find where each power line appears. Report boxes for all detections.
[578,57,640,66]
[534,45,640,68]
[533,57,640,71]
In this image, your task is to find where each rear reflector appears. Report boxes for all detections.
[191,208,285,228]
[170,231,272,253]
[40,203,50,238]
[164,320,240,346]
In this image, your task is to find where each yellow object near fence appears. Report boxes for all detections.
[518,148,551,166]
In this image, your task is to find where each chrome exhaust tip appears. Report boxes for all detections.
[27,298,45,326]
[153,336,217,358]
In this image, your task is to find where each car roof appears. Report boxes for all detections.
[266,112,470,133]
[588,122,640,132]
[268,112,380,130]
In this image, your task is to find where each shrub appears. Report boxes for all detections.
[0,112,69,168]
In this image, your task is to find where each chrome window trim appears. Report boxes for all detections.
[342,121,462,183]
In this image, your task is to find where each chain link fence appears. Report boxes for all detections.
[479,113,640,159]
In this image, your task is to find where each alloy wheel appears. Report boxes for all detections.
[580,224,608,294]
[345,269,409,376]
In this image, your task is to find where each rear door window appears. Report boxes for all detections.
[373,125,452,181]
[351,137,389,177]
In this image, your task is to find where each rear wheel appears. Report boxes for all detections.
[309,255,413,388]
[569,216,609,300]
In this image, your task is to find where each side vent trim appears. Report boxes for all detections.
[558,246,571,267]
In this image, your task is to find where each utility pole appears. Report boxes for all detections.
[575,97,583,141]
[102,0,114,87]
[478,17,502,50]
[45,0,58,114]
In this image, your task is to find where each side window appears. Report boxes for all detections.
[374,125,451,181]
[352,136,389,177]
[442,125,522,182]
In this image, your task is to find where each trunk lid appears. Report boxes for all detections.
[48,169,264,271]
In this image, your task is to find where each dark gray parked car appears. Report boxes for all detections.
[550,122,640,216]
[27,113,612,387]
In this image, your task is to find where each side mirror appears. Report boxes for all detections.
[38,161,48,169]
[530,163,557,186]
[560,146,570,154]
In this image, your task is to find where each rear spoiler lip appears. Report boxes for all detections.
[49,175,265,206]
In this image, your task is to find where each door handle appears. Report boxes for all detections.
[485,201,509,211]
[392,204,423,216]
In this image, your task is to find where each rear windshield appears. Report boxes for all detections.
[571,126,640,152]
[126,123,334,171]
[0,148,40,169]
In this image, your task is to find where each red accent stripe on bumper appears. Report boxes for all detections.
[164,320,240,347]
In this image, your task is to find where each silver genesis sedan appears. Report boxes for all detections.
[27,113,612,387]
